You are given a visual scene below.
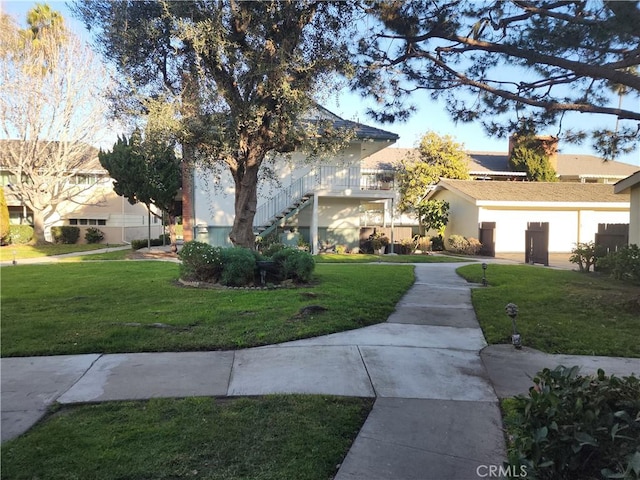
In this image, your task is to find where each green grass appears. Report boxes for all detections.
[1,262,414,356]
[1,395,373,480]
[314,253,473,263]
[0,244,121,260]
[457,264,640,358]
[65,249,132,261]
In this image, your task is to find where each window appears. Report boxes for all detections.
[68,218,107,226]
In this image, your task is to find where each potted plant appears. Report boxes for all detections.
[369,230,389,254]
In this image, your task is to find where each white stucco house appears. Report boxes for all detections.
[183,108,399,253]
[425,179,631,255]
[614,171,640,246]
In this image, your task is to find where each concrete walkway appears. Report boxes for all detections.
[2,262,639,480]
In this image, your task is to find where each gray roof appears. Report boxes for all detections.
[430,179,630,204]
[363,147,639,178]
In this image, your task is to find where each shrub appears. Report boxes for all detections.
[430,235,444,251]
[570,241,606,273]
[597,244,640,284]
[219,247,257,286]
[51,226,80,244]
[9,225,33,244]
[178,241,222,282]
[0,188,9,246]
[465,237,483,255]
[447,234,468,253]
[504,366,640,480]
[261,242,287,257]
[84,227,105,244]
[131,237,170,250]
[271,247,315,283]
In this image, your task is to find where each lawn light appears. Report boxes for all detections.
[505,303,521,349]
[12,249,17,265]
[481,263,488,286]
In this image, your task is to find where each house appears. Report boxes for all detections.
[425,179,631,256]
[182,108,399,253]
[614,171,640,246]
[1,141,162,244]
[364,144,640,183]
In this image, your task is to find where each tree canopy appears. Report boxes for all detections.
[356,0,640,159]
[99,130,182,250]
[508,133,558,182]
[73,0,359,247]
[0,6,108,243]
[397,131,469,213]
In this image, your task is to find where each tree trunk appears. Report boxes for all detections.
[167,212,178,253]
[229,163,260,248]
[31,209,47,244]
[181,156,194,243]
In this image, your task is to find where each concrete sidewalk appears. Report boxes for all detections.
[2,262,639,480]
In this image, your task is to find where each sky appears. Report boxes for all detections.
[3,0,639,166]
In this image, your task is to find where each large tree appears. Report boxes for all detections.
[356,1,640,159]
[73,0,358,248]
[0,6,108,243]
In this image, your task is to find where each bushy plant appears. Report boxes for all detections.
[219,247,257,287]
[447,235,483,255]
[429,235,444,251]
[465,237,482,255]
[131,237,170,250]
[597,244,640,284]
[9,225,33,244]
[447,234,468,253]
[51,226,80,244]
[178,241,222,282]
[570,241,606,273]
[261,242,287,257]
[505,366,640,480]
[0,188,9,245]
[84,227,105,244]
[271,247,315,283]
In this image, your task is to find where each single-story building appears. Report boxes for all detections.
[426,179,631,255]
[614,171,640,246]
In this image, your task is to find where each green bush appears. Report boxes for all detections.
[9,225,33,244]
[570,241,606,273]
[447,234,468,253]
[178,241,222,282]
[219,247,257,287]
[84,227,105,244]
[504,366,640,480]
[271,247,315,283]
[597,244,640,284]
[51,226,80,244]
[131,237,169,250]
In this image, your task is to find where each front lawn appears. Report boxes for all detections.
[0,243,116,261]
[1,395,373,480]
[314,253,472,263]
[457,264,640,357]
[1,262,414,356]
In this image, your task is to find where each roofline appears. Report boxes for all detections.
[614,170,640,194]
[477,201,630,208]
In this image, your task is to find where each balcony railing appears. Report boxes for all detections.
[253,166,396,228]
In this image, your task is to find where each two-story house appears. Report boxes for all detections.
[182,108,400,254]
[1,141,162,244]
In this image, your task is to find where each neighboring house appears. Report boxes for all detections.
[183,108,399,253]
[425,179,631,255]
[614,171,640,246]
[1,141,162,244]
[364,143,640,183]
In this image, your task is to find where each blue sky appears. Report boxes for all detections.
[3,0,639,166]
